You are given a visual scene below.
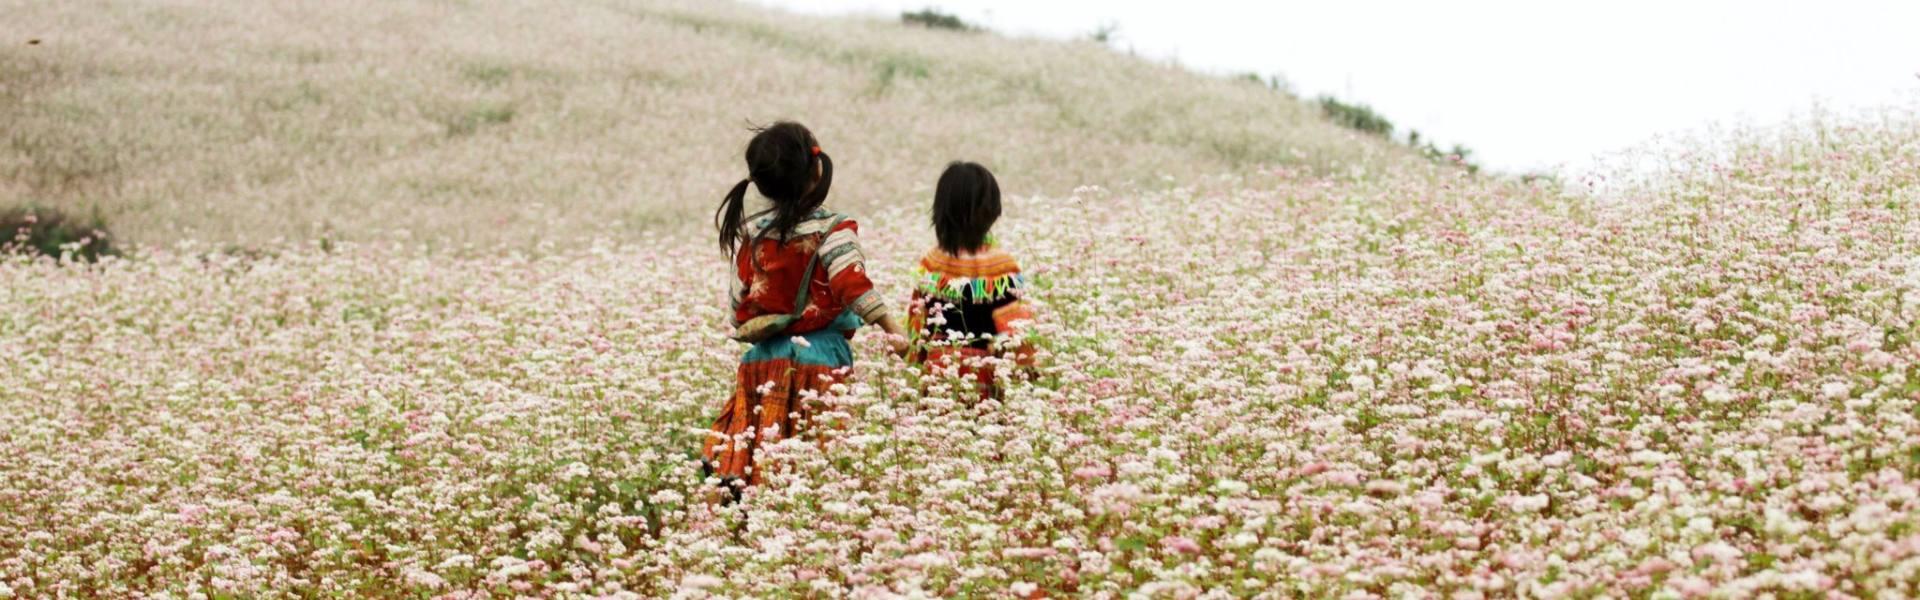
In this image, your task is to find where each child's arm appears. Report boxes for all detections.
[903,290,929,363]
[872,313,911,356]
[818,218,909,356]
[987,259,1038,377]
[992,300,1038,371]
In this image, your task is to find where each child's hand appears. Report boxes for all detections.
[884,334,912,358]
[874,314,913,358]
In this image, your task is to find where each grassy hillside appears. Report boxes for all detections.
[2,0,1408,247]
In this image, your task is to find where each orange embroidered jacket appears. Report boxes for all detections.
[906,242,1035,365]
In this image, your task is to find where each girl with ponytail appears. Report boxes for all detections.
[702,122,908,499]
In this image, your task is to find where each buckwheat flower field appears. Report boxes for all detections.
[5,110,1920,597]
[9,0,1920,597]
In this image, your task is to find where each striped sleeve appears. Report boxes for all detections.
[820,219,889,324]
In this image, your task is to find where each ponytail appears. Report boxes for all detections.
[715,178,752,256]
[807,152,833,210]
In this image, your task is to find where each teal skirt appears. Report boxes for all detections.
[740,309,862,368]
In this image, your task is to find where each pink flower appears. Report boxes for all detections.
[1005,547,1056,559]
[1365,479,1405,496]
[1072,465,1111,480]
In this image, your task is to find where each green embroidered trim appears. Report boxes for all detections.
[913,267,1024,301]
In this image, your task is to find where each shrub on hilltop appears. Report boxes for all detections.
[1,207,115,262]
[902,8,976,32]
[1316,95,1483,174]
[1317,96,1395,137]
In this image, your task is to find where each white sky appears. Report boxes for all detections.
[760,0,1920,174]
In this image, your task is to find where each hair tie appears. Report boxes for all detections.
[810,145,822,157]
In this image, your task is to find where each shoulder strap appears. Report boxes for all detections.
[785,215,845,318]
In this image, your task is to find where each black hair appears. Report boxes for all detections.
[716,121,834,256]
[931,161,1000,255]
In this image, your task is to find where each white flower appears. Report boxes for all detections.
[681,575,723,589]
[404,569,447,589]
[491,556,530,578]
[1632,450,1669,465]
[1686,516,1714,535]
[1702,385,1735,404]
[1349,375,1375,392]
[1540,452,1571,468]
